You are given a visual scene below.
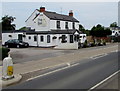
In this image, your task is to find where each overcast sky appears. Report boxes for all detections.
[1,2,118,30]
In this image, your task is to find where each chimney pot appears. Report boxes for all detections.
[69,10,73,16]
[40,7,45,12]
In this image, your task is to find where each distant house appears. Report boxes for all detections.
[110,27,120,42]
[2,7,86,49]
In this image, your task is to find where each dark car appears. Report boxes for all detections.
[4,39,29,48]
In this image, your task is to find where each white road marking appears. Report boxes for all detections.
[111,50,118,53]
[27,63,79,81]
[88,70,120,91]
[22,63,67,74]
[90,53,108,59]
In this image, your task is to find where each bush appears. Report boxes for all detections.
[0,47,10,60]
[82,40,88,48]
[90,42,96,47]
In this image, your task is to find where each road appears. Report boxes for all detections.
[4,51,119,89]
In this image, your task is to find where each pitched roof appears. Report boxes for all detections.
[36,9,79,22]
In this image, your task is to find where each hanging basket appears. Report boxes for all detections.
[8,35,12,37]
[22,35,26,37]
[53,36,57,39]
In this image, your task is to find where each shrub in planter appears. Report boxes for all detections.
[53,36,57,39]
[97,42,103,46]
[82,40,88,48]
[22,35,26,37]
[103,42,106,45]
[102,40,106,45]
[90,42,96,47]
[1,47,10,60]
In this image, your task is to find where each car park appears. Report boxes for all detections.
[4,39,29,48]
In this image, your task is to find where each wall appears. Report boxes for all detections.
[111,30,120,36]
[2,33,23,45]
[50,20,79,30]
[26,10,50,31]
[80,34,87,43]
[54,42,78,49]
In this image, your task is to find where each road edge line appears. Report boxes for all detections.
[88,70,120,91]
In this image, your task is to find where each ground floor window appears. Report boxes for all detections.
[18,34,23,41]
[70,35,74,43]
[40,36,44,42]
[34,35,37,41]
[74,35,79,42]
[47,35,50,43]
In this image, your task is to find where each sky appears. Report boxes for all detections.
[1,1,118,30]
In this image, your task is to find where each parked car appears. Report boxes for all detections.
[4,39,29,48]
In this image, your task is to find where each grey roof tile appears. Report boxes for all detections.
[36,10,79,22]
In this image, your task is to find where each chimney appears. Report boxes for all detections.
[69,10,73,16]
[40,7,45,12]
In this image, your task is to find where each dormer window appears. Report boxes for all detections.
[65,22,68,29]
[57,21,60,29]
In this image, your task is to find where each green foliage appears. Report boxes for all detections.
[0,47,10,60]
[83,40,88,48]
[19,27,29,30]
[1,15,16,30]
[110,22,118,27]
[90,24,112,37]
[79,24,90,36]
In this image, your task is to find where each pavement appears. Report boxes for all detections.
[0,43,119,88]
[0,74,22,87]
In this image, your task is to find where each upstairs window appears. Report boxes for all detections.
[57,21,60,29]
[73,22,75,29]
[65,22,68,29]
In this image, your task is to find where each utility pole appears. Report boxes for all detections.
[118,1,120,27]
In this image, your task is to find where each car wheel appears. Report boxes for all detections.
[27,44,29,47]
[17,45,20,48]
[5,44,9,48]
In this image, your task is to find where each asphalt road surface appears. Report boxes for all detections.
[4,51,119,89]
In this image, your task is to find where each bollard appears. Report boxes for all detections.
[2,54,14,80]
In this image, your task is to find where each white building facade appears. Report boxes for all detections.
[2,7,86,49]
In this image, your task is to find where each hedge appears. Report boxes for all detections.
[0,47,10,60]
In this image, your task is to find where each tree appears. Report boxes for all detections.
[110,22,118,27]
[90,24,112,37]
[19,27,29,30]
[79,24,90,36]
[79,24,85,32]
[1,15,16,30]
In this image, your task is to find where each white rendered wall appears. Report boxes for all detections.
[111,30,120,36]
[80,34,87,43]
[50,20,79,30]
[26,10,50,31]
[2,33,23,45]
[54,42,78,49]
